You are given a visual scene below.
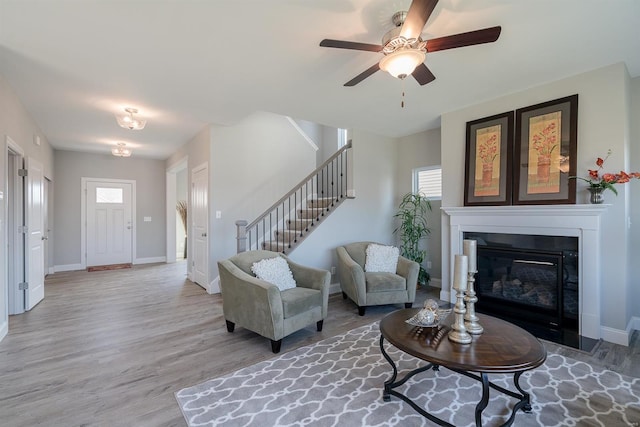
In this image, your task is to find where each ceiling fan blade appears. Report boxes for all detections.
[426,26,502,52]
[320,39,382,53]
[412,63,436,86]
[344,63,380,86]
[400,0,439,40]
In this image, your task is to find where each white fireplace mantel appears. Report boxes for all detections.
[442,204,609,340]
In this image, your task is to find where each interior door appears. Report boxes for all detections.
[86,181,133,267]
[25,157,45,310]
[191,164,208,287]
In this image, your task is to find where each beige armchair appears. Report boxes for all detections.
[336,242,419,316]
[218,250,330,353]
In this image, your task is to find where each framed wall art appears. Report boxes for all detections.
[513,94,578,204]
[464,111,514,206]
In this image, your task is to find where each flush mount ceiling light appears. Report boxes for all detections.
[116,107,146,130]
[112,142,132,157]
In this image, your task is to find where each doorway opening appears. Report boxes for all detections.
[166,157,188,271]
[7,140,25,315]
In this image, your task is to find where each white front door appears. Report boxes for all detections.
[25,157,45,310]
[86,181,133,267]
[191,164,208,287]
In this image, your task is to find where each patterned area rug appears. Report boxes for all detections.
[176,322,640,426]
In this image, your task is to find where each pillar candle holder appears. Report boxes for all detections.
[464,270,483,335]
[448,286,472,344]
[449,254,472,344]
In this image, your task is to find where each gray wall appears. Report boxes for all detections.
[210,112,317,285]
[396,128,442,283]
[168,114,394,292]
[292,118,341,166]
[0,73,55,339]
[630,76,640,319]
[441,62,634,333]
[319,126,340,166]
[291,129,397,278]
[53,150,166,267]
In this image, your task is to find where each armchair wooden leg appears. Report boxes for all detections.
[271,339,282,354]
[225,320,235,332]
[358,306,366,316]
[342,292,347,300]
[316,320,324,331]
[405,302,413,308]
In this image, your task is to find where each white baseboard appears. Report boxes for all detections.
[630,316,640,332]
[440,288,451,303]
[429,278,442,288]
[54,263,84,272]
[0,319,7,343]
[601,325,631,346]
[134,256,166,265]
[209,277,221,294]
[329,283,341,294]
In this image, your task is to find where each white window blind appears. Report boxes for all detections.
[414,167,442,200]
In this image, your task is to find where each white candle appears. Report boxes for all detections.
[452,254,468,291]
[463,239,477,273]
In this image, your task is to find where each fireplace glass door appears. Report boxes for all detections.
[476,247,563,330]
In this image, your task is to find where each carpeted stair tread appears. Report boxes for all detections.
[261,240,289,252]
[274,230,302,243]
[286,218,313,230]
[307,198,334,208]
[297,207,326,220]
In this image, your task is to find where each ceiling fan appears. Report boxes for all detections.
[319,0,501,87]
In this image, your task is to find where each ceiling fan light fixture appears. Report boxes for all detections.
[116,107,146,130]
[379,48,425,79]
[112,142,132,157]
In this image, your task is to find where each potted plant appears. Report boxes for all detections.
[177,200,188,258]
[393,193,432,285]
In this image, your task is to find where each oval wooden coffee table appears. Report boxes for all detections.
[379,308,546,427]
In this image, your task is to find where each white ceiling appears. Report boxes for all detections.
[1,0,639,159]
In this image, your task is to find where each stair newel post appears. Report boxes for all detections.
[236,220,248,254]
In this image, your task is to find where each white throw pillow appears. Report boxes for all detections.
[251,256,297,291]
[364,244,399,273]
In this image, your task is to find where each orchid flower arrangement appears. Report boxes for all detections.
[570,150,640,195]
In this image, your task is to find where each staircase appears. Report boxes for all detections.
[236,141,352,254]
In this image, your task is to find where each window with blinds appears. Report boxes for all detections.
[414,166,442,200]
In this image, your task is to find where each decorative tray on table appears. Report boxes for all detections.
[405,299,452,328]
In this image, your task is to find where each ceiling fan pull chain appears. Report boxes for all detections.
[401,78,405,108]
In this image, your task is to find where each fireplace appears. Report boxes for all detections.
[465,232,580,347]
[443,205,609,349]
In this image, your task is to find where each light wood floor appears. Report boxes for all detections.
[0,262,638,426]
